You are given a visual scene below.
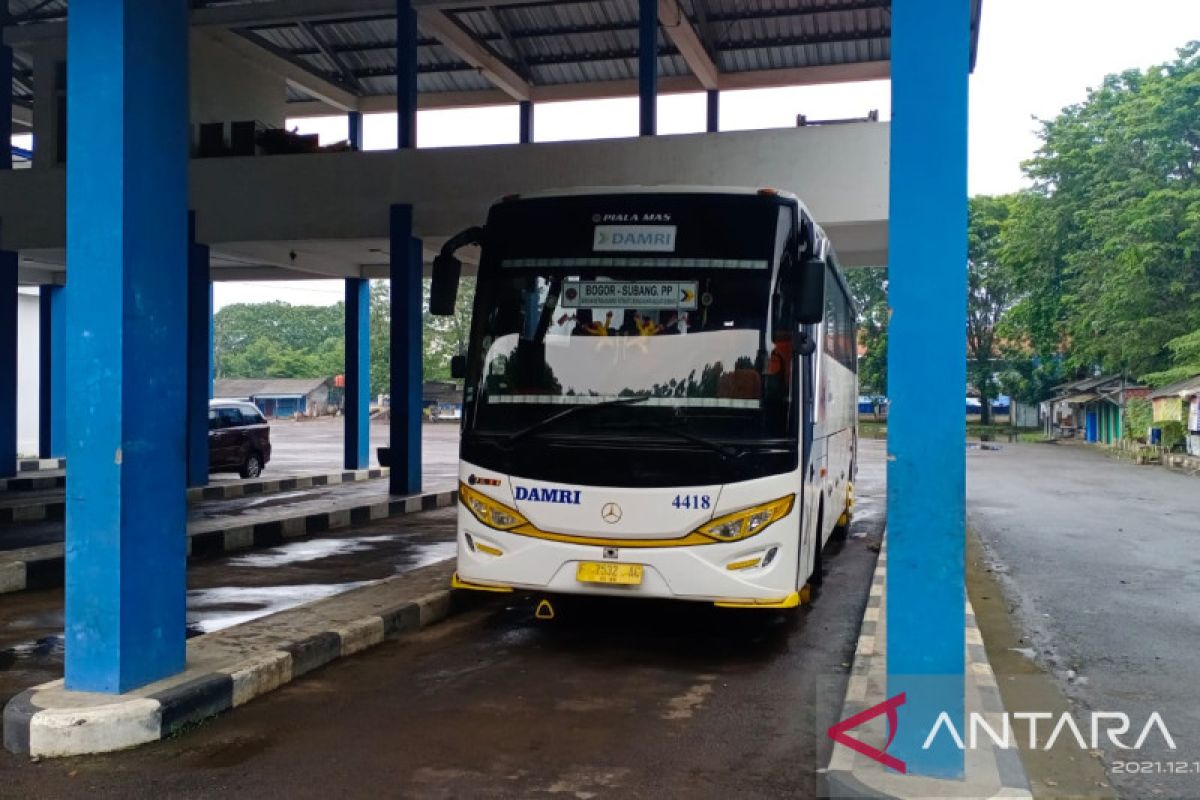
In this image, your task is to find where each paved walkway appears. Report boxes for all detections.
[0,474,457,553]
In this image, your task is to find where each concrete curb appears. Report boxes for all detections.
[185,467,389,503]
[16,458,64,473]
[4,563,464,758]
[822,535,1032,799]
[0,487,457,595]
[0,473,65,493]
[0,468,389,527]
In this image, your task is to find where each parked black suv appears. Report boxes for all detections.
[209,400,272,478]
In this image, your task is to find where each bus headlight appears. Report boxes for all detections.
[695,495,795,542]
[460,483,530,531]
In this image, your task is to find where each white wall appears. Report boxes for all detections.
[17,289,40,458]
[190,31,289,130]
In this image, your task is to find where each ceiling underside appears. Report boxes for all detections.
[7,0,983,110]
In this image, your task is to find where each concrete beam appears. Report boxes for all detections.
[0,124,890,267]
[417,9,530,102]
[206,29,359,112]
[657,0,718,91]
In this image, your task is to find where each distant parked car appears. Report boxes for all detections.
[208,400,272,478]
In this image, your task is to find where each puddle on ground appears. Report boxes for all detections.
[240,490,312,509]
[186,582,373,634]
[228,535,395,568]
[398,541,457,571]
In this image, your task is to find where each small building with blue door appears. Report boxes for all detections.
[214,377,331,419]
[1049,375,1148,443]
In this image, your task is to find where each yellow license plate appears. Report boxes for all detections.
[576,562,644,585]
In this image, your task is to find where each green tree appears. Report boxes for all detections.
[967,196,1020,424]
[1017,43,1200,376]
[215,301,344,379]
[369,281,391,398]
[1141,329,1200,386]
[845,266,887,396]
[422,277,475,382]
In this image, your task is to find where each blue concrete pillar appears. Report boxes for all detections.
[0,253,15,477]
[348,110,364,150]
[886,0,970,778]
[706,90,720,133]
[38,285,66,459]
[344,278,371,470]
[389,205,421,495]
[396,0,418,149]
[519,100,534,144]
[65,0,189,693]
[638,0,658,136]
[187,216,210,488]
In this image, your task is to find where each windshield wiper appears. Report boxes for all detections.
[595,420,743,460]
[503,396,649,446]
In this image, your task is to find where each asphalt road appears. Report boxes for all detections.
[0,442,886,799]
[968,441,1200,800]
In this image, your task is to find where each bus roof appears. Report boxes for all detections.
[497,185,810,214]
[489,185,835,276]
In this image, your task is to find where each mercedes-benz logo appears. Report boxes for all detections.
[600,502,623,524]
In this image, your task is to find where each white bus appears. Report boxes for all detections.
[432,188,858,610]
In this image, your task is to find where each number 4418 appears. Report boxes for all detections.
[672,494,711,510]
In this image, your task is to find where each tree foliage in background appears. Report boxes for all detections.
[1140,329,1200,387]
[214,278,477,397]
[215,301,344,380]
[423,277,476,382]
[1010,43,1200,379]
[845,266,888,396]
[967,196,1019,422]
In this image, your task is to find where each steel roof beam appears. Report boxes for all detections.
[344,27,888,76]
[416,9,530,101]
[286,60,889,116]
[485,6,532,81]
[657,0,717,90]
[298,21,366,93]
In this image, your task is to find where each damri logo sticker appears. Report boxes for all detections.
[593,225,677,252]
[514,486,582,505]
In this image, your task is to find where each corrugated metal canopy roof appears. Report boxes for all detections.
[1149,375,1200,400]
[6,0,983,108]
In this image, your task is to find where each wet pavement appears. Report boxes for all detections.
[0,426,462,554]
[968,441,1200,800]
[0,508,459,708]
[0,442,886,799]
[267,419,460,483]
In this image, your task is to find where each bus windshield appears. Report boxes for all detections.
[468,261,793,443]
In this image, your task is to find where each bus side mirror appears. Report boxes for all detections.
[430,253,462,316]
[796,257,826,325]
[450,354,467,380]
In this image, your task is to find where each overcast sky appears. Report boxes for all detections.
[215,0,1200,310]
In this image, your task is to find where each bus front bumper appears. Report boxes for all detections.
[454,518,804,607]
